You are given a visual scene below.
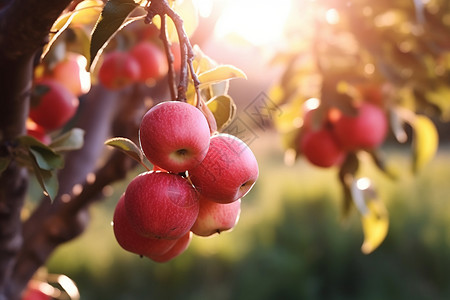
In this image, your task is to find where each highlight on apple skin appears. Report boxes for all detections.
[188,133,259,204]
[139,101,211,173]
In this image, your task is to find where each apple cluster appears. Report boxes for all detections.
[97,29,182,91]
[28,52,90,144]
[113,101,259,262]
[299,101,388,168]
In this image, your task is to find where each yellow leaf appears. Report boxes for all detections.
[412,115,439,173]
[206,95,236,132]
[361,200,389,254]
[198,65,247,87]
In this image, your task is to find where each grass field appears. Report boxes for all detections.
[45,131,450,300]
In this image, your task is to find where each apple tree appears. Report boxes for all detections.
[0,0,249,299]
[268,0,449,254]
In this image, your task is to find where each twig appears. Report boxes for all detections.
[159,15,177,101]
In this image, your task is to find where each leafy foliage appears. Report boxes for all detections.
[269,0,450,252]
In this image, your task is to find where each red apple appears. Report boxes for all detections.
[113,194,177,257]
[191,195,241,237]
[26,119,51,145]
[188,133,259,204]
[51,52,91,96]
[139,101,211,173]
[124,171,199,239]
[29,79,79,131]
[331,102,388,151]
[147,231,192,263]
[130,41,168,82]
[22,281,52,300]
[98,51,141,90]
[300,128,345,168]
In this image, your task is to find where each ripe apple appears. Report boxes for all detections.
[191,195,241,237]
[26,119,51,145]
[139,101,211,173]
[130,41,168,83]
[147,231,192,263]
[300,128,345,168]
[51,52,91,96]
[98,51,141,90]
[124,171,199,239]
[331,102,388,151]
[29,79,79,131]
[188,133,259,204]
[113,194,177,257]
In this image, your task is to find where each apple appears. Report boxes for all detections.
[331,102,388,151]
[191,195,241,237]
[147,231,192,263]
[188,133,259,204]
[113,194,177,257]
[26,119,51,145]
[139,101,211,173]
[130,41,168,83]
[98,51,141,90]
[300,128,345,168]
[51,52,91,96]
[124,171,199,239]
[22,281,52,300]
[29,78,79,131]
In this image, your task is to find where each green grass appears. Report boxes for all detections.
[45,132,450,300]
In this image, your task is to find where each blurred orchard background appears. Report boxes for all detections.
[20,0,450,299]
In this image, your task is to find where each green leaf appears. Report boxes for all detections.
[412,115,439,173]
[206,95,237,132]
[88,0,139,70]
[29,147,64,171]
[49,128,85,152]
[17,136,64,170]
[0,157,11,175]
[198,65,247,88]
[29,154,59,201]
[105,137,144,164]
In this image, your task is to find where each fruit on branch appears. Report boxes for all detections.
[130,41,168,83]
[113,195,178,257]
[124,171,199,239]
[26,119,51,145]
[147,231,192,263]
[98,51,141,90]
[188,133,259,204]
[50,52,91,96]
[191,195,241,237]
[300,128,345,168]
[331,102,388,151]
[29,79,79,131]
[139,101,211,173]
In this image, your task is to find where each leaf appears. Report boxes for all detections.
[29,155,59,201]
[412,115,439,173]
[338,153,360,218]
[105,137,144,164]
[49,128,85,152]
[17,136,64,170]
[88,0,139,70]
[350,177,389,254]
[0,157,10,175]
[360,199,389,254]
[29,148,64,171]
[198,65,247,88]
[206,95,237,132]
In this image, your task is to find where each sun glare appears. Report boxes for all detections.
[213,0,292,46]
